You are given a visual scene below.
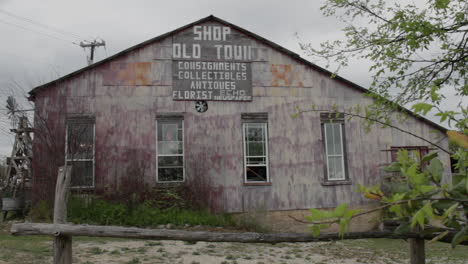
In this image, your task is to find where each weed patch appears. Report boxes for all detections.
[68,196,235,228]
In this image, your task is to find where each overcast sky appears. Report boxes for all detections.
[0,0,464,156]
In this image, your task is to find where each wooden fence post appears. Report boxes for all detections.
[409,227,425,264]
[53,166,72,264]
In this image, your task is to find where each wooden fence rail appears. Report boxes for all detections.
[10,222,462,244]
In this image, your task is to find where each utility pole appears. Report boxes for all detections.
[80,40,105,65]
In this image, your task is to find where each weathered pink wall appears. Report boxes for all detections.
[31,20,451,212]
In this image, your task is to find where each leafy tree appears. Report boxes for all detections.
[298,0,468,260]
[300,0,467,131]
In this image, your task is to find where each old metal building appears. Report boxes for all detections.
[29,16,450,231]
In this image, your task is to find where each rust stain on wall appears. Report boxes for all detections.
[270,64,304,87]
[103,62,152,86]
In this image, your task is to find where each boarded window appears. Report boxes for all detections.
[242,114,269,183]
[321,113,347,182]
[157,117,184,182]
[65,117,95,187]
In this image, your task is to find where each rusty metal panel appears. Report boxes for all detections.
[270,64,303,87]
[102,62,152,86]
[252,62,316,88]
[101,61,171,86]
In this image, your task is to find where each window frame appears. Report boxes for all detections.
[65,116,96,189]
[390,146,429,163]
[156,114,185,183]
[242,113,270,184]
[320,113,350,184]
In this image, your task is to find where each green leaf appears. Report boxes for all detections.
[411,103,433,115]
[307,209,324,222]
[452,173,466,186]
[389,204,402,217]
[434,0,450,9]
[334,204,347,217]
[407,163,426,186]
[312,225,321,237]
[451,226,468,248]
[383,162,401,173]
[418,185,436,193]
[442,202,459,218]
[427,159,444,184]
[307,208,335,222]
[430,86,442,102]
[393,193,406,202]
[421,152,438,164]
[436,112,449,123]
[432,200,454,211]
[343,209,360,221]
[453,178,467,195]
[429,231,449,243]
[356,184,367,193]
[421,203,434,219]
[394,222,410,234]
[339,218,348,237]
[411,209,425,229]
[397,150,410,165]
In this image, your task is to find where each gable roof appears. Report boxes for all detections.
[28,15,447,132]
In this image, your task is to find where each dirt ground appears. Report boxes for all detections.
[73,239,383,264]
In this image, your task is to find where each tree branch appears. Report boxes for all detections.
[289,197,467,227]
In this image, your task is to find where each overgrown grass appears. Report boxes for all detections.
[340,239,468,263]
[68,196,235,228]
[0,225,51,264]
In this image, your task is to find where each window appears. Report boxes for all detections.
[242,113,269,183]
[157,116,184,182]
[65,117,95,188]
[390,146,429,162]
[321,113,348,182]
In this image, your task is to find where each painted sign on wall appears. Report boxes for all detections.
[172,24,253,101]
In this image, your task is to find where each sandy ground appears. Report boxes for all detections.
[70,239,405,264]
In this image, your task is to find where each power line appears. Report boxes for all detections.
[0,9,107,65]
[0,9,89,41]
[0,18,80,46]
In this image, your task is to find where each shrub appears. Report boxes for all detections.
[68,196,126,225]
[27,200,52,222]
[68,196,235,228]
